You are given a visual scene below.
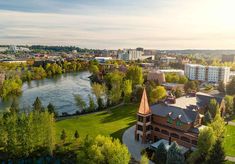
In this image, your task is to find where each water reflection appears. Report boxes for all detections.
[0,71,93,115]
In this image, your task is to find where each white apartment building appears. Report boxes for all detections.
[118,48,154,61]
[185,64,230,83]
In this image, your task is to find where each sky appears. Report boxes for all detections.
[1,0,235,49]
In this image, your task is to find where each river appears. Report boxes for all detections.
[0,71,94,115]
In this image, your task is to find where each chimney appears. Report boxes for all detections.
[169,137,172,145]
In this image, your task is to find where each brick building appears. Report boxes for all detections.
[135,89,225,149]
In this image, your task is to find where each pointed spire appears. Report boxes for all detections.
[138,88,151,115]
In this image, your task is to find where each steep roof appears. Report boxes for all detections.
[151,103,198,124]
[196,92,223,108]
[138,88,151,115]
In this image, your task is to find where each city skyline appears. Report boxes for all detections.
[1,0,235,49]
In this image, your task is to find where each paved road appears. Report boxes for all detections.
[122,126,152,162]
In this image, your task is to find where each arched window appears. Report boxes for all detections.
[161,129,169,136]
[181,136,190,143]
[155,127,160,132]
[170,133,179,139]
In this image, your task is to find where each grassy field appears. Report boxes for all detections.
[224,125,235,157]
[56,104,138,142]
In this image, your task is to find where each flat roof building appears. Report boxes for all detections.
[185,64,230,83]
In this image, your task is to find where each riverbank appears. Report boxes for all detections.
[0,71,93,114]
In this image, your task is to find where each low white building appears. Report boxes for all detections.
[185,64,230,83]
[94,57,112,63]
[118,48,154,61]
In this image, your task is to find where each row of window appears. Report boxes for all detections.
[154,127,197,145]
[167,117,183,126]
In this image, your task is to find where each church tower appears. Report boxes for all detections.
[135,88,152,143]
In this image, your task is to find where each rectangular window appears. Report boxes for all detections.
[176,121,183,126]
[138,116,143,122]
[167,117,173,124]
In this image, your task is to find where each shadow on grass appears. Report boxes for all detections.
[100,104,138,124]
[110,122,136,142]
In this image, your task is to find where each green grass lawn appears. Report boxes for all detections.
[224,125,235,157]
[225,161,235,164]
[56,104,138,142]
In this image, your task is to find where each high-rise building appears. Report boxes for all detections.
[185,64,230,83]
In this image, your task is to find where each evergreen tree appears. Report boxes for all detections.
[33,97,43,112]
[208,99,219,118]
[74,130,79,139]
[47,102,58,117]
[207,139,226,164]
[155,142,167,164]
[97,97,105,110]
[60,129,67,143]
[204,111,213,125]
[88,94,96,112]
[9,98,19,114]
[166,142,185,164]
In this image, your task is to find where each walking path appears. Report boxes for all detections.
[122,126,154,163]
[122,126,149,161]
[228,121,235,126]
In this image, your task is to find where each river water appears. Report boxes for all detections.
[0,71,94,115]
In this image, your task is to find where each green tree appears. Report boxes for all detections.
[173,88,182,98]
[204,111,213,125]
[32,97,43,112]
[224,95,234,115]
[150,86,167,104]
[189,127,216,163]
[226,77,235,95]
[126,66,144,87]
[77,135,130,164]
[179,76,188,84]
[123,80,132,102]
[184,81,198,93]
[206,139,226,164]
[91,82,106,99]
[9,98,19,114]
[166,142,185,164]
[74,94,87,111]
[88,94,96,112]
[154,142,167,164]
[89,64,99,74]
[105,71,124,104]
[33,97,43,112]
[218,81,225,93]
[47,102,58,117]
[91,83,107,109]
[60,129,67,143]
[209,112,225,139]
[208,99,219,118]
[140,154,149,164]
[74,130,79,140]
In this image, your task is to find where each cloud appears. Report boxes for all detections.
[0,0,235,49]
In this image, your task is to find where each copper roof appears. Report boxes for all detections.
[138,88,151,115]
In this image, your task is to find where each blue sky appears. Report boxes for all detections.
[0,0,235,49]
